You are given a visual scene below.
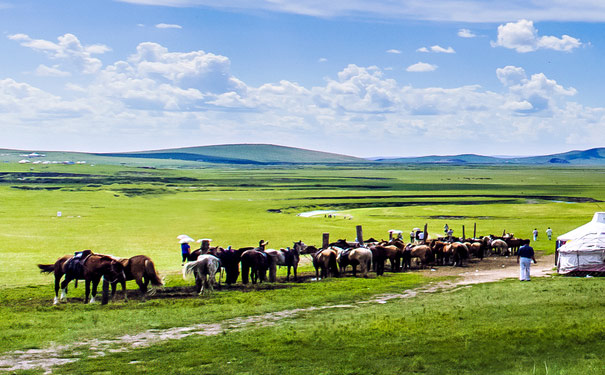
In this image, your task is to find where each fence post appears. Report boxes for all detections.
[462,225,466,240]
[474,223,477,238]
[356,225,364,245]
[322,233,330,249]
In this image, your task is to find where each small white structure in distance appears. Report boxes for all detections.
[557,212,605,274]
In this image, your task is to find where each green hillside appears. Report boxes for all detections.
[0,144,365,167]
[108,144,367,164]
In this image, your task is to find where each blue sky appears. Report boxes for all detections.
[1,0,604,157]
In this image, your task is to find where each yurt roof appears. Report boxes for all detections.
[557,212,605,242]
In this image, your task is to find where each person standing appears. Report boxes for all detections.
[181,240,191,266]
[546,227,553,241]
[532,228,538,241]
[517,240,536,281]
[444,223,449,235]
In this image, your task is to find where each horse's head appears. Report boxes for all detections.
[103,259,126,284]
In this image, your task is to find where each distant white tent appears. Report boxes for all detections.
[557,212,605,274]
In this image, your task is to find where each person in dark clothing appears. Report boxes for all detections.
[181,241,191,265]
[517,240,536,281]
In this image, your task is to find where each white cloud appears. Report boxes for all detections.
[417,45,455,53]
[115,0,605,22]
[35,64,71,77]
[386,49,401,54]
[5,34,605,156]
[318,57,328,63]
[458,28,476,38]
[497,65,576,114]
[8,33,110,74]
[155,23,183,29]
[496,65,526,86]
[406,62,437,72]
[491,19,581,53]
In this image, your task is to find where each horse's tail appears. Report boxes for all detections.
[329,251,339,277]
[144,259,164,287]
[241,258,250,284]
[183,261,198,280]
[37,264,55,274]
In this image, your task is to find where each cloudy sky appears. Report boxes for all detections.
[1,0,604,157]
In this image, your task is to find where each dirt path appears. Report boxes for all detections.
[0,255,554,374]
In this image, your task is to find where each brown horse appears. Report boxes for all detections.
[312,247,339,279]
[403,244,434,269]
[107,255,163,300]
[38,252,126,304]
[338,247,373,277]
[240,249,272,284]
[443,242,469,266]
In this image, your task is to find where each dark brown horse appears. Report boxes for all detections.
[106,255,163,300]
[240,249,272,284]
[38,252,126,304]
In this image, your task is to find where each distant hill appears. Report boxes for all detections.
[0,144,366,167]
[374,147,605,165]
[99,144,367,164]
[2,145,605,166]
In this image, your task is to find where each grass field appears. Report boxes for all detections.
[1,163,604,374]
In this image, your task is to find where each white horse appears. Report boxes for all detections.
[182,254,221,295]
[490,239,509,256]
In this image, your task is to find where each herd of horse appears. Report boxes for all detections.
[37,233,529,304]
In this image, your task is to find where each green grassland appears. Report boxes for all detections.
[1,162,604,373]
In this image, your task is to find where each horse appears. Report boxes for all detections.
[213,247,249,285]
[38,252,126,304]
[338,247,372,277]
[490,238,509,256]
[464,241,485,260]
[403,244,434,269]
[505,237,524,255]
[107,255,163,301]
[240,249,272,284]
[428,240,447,265]
[312,247,339,279]
[443,242,469,266]
[329,239,359,249]
[183,254,221,295]
[265,245,301,281]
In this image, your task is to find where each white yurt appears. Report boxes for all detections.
[556,212,605,274]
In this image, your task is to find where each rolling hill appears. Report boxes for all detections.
[0,144,367,167]
[2,145,605,166]
[373,147,605,165]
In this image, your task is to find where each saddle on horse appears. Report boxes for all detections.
[65,250,94,279]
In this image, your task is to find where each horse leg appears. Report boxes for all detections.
[90,278,101,304]
[59,277,72,302]
[84,280,91,303]
[195,276,203,294]
[352,265,357,277]
[286,266,291,282]
[293,264,298,281]
[54,273,62,304]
